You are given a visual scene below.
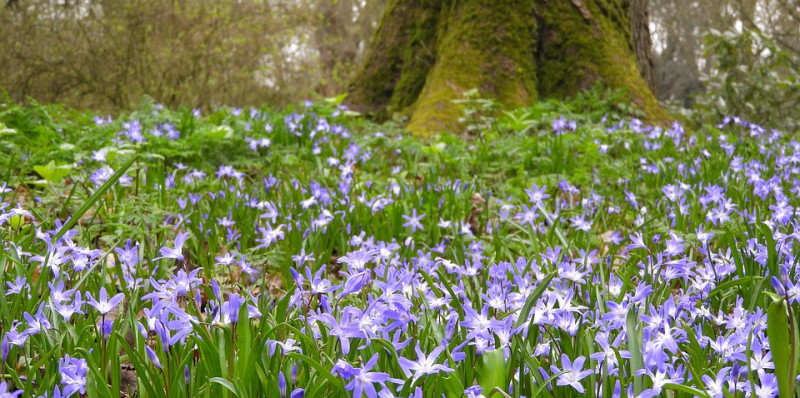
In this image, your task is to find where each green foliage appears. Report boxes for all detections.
[1,90,798,398]
[767,296,798,398]
[691,28,800,131]
[33,161,72,184]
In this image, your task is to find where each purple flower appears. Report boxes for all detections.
[279,371,287,398]
[627,232,647,251]
[90,166,114,186]
[224,293,244,324]
[154,232,190,262]
[59,355,88,396]
[701,367,730,398]
[238,257,259,281]
[337,248,379,271]
[550,354,593,393]
[1,339,8,362]
[100,319,114,340]
[4,326,27,349]
[525,184,550,204]
[292,248,316,266]
[145,346,162,369]
[23,304,52,336]
[637,370,683,398]
[464,385,483,398]
[339,270,371,297]
[172,268,203,297]
[460,304,501,340]
[754,371,778,397]
[316,313,365,354]
[402,209,425,233]
[515,205,538,227]
[0,381,22,397]
[86,287,125,315]
[266,339,302,355]
[305,265,339,295]
[5,276,27,296]
[398,344,454,380]
[332,359,356,380]
[153,320,182,352]
[344,354,402,398]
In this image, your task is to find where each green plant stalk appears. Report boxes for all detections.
[767,297,794,398]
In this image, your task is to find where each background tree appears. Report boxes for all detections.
[347,0,664,135]
[650,0,800,106]
[3,0,798,130]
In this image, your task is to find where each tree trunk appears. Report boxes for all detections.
[348,0,666,135]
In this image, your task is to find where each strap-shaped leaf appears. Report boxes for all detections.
[52,154,138,243]
[627,308,645,396]
[767,297,795,398]
[515,271,557,329]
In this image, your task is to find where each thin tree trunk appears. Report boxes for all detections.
[629,0,656,94]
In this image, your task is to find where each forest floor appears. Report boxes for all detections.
[0,97,793,397]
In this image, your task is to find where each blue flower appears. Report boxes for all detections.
[550,354,593,393]
[398,344,454,381]
[401,209,425,233]
[154,232,190,262]
[145,346,162,369]
[344,354,402,398]
[85,287,125,315]
[339,270,371,298]
[0,381,22,398]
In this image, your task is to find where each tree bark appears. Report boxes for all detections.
[629,0,656,94]
[348,0,666,135]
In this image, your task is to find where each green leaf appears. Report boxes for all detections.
[324,93,347,106]
[662,383,711,397]
[206,125,234,140]
[707,276,763,299]
[115,331,162,398]
[34,160,72,183]
[439,373,465,398]
[52,154,137,243]
[0,122,16,135]
[767,297,795,398]
[286,352,346,393]
[478,348,507,394]
[211,377,240,397]
[515,272,557,329]
[627,308,645,396]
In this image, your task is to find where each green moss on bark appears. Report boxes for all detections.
[536,0,667,121]
[348,0,667,136]
[406,0,539,136]
[346,0,441,118]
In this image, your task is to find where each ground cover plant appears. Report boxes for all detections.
[0,96,799,398]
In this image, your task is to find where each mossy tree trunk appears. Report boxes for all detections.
[347,0,665,135]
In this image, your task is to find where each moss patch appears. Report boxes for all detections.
[346,0,442,118]
[347,0,668,136]
[406,0,539,136]
[535,0,668,122]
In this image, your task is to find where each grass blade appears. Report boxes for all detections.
[516,271,556,329]
[52,154,138,243]
[627,307,645,396]
[211,377,240,397]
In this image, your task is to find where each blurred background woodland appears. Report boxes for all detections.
[1,0,799,130]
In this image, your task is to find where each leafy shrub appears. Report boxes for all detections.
[692,28,800,132]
